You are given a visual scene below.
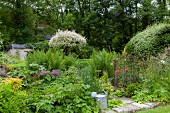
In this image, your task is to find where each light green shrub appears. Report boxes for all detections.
[125,23,170,57]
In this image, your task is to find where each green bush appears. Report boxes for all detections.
[27,40,49,51]
[132,79,170,103]
[113,88,125,97]
[126,83,141,97]
[125,23,170,58]
[26,49,63,70]
[108,98,125,108]
[90,49,117,77]
[61,54,77,69]
[76,44,94,59]
[77,60,101,92]
[0,52,22,65]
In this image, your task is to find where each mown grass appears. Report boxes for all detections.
[137,105,170,113]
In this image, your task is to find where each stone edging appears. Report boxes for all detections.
[105,97,163,113]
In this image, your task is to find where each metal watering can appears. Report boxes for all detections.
[91,92,107,109]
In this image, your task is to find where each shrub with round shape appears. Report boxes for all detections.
[125,23,170,58]
[49,30,86,54]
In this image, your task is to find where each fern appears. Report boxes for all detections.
[26,49,64,70]
[90,49,117,77]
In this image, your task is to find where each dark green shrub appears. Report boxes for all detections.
[61,54,77,69]
[125,83,141,97]
[76,44,94,59]
[125,23,170,58]
[27,40,49,51]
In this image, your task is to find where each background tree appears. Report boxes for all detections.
[0,0,36,45]
[0,0,169,52]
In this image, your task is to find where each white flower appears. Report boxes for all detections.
[49,30,86,48]
[160,60,165,64]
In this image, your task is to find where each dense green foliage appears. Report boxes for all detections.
[108,98,125,108]
[27,75,100,113]
[125,56,170,103]
[1,46,170,112]
[90,49,117,77]
[125,23,170,57]
[0,0,169,51]
[26,49,64,70]
[0,0,36,45]
[0,76,100,113]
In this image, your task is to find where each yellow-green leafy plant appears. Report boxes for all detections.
[3,77,23,90]
[0,78,28,112]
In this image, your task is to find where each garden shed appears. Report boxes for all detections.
[7,44,33,60]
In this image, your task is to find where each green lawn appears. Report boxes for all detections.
[137,105,170,113]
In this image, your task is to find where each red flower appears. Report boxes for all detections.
[124,68,128,72]
[116,70,121,73]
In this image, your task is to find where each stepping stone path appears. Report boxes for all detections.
[105,97,163,113]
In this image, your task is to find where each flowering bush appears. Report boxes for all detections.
[125,23,170,58]
[49,30,86,54]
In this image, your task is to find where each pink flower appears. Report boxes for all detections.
[116,70,121,73]
[124,68,128,72]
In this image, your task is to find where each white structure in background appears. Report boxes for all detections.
[7,44,33,60]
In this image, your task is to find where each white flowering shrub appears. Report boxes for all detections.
[125,23,170,58]
[49,30,86,49]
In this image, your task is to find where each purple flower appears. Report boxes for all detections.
[51,69,60,76]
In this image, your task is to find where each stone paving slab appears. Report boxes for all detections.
[112,107,124,112]
[124,104,141,112]
[152,102,163,107]
[105,110,116,113]
[117,106,130,112]
[143,102,155,108]
[116,97,134,104]
[105,98,163,113]
[131,102,150,109]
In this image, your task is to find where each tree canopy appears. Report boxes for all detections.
[0,0,169,51]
